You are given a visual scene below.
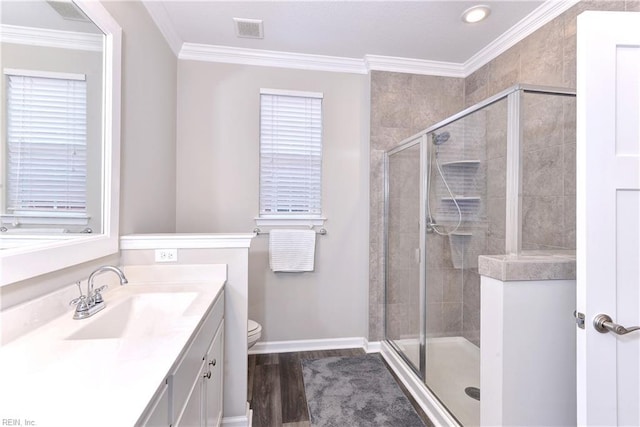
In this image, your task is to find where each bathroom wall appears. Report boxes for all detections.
[0,1,177,310]
[175,61,370,342]
[103,1,178,236]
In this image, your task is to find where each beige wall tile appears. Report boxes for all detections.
[627,0,640,10]
[488,45,520,95]
[442,302,463,334]
[522,145,564,197]
[426,268,444,304]
[487,157,507,198]
[523,93,564,153]
[519,18,564,86]
[443,269,463,303]
[465,64,490,108]
[522,196,565,248]
[564,143,576,197]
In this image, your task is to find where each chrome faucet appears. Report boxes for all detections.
[69,265,128,319]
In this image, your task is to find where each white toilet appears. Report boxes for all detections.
[248,319,262,349]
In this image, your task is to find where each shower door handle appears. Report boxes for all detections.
[593,314,640,335]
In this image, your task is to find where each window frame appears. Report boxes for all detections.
[2,68,90,226]
[256,88,326,227]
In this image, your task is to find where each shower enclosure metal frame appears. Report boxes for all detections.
[383,84,577,422]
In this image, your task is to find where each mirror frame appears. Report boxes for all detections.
[0,1,122,286]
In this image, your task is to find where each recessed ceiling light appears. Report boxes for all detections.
[461,5,491,24]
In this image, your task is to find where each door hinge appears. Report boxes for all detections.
[574,310,585,329]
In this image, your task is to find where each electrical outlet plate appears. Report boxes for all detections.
[155,249,178,263]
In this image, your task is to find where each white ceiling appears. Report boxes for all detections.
[1,0,102,34]
[150,1,546,64]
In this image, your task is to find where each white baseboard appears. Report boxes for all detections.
[380,341,460,427]
[248,336,381,355]
[222,402,252,427]
[365,340,381,353]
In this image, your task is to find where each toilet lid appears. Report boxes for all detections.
[248,319,261,334]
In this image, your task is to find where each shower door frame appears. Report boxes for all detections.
[382,83,577,422]
[384,134,429,378]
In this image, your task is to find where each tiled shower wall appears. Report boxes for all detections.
[521,93,577,250]
[420,111,484,346]
[369,73,464,341]
[386,145,421,347]
[369,0,638,342]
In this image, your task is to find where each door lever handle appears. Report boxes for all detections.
[593,314,640,335]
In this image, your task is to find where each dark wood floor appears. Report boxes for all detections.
[247,348,434,427]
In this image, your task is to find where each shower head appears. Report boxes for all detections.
[432,131,450,146]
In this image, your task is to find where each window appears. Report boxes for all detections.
[259,89,323,220]
[4,69,87,221]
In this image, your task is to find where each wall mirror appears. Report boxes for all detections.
[0,0,121,286]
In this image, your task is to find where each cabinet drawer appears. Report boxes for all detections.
[171,290,224,424]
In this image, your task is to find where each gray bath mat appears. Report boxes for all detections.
[301,354,426,427]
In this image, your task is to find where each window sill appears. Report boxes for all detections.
[254,216,326,227]
[1,212,90,227]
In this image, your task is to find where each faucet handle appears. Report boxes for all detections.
[69,295,90,314]
[93,285,108,303]
[69,295,85,306]
[69,281,89,308]
[74,280,84,297]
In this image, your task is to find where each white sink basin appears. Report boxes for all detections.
[67,291,198,340]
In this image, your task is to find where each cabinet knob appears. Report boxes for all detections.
[203,371,211,379]
[209,358,217,367]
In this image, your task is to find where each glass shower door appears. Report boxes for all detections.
[385,140,424,374]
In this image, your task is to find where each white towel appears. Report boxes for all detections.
[269,229,316,272]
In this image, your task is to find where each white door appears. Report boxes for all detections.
[577,11,640,426]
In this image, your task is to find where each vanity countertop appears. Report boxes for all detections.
[0,278,225,427]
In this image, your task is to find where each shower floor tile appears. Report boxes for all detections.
[396,336,480,426]
[426,337,480,426]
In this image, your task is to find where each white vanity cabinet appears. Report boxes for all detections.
[204,322,224,426]
[140,289,224,427]
[176,320,224,427]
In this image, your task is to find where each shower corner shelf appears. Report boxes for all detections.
[441,159,481,167]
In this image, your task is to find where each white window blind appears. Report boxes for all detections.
[5,71,87,214]
[260,90,322,216]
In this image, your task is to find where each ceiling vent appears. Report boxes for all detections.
[46,0,90,22]
[233,18,264,39]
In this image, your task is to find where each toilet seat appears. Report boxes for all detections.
[248,319,262,337]
[248,319,262,350]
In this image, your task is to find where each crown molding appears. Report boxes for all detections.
[365,55,465,77]
[179,43,466,76]
[179,43,368,74]
[141,0,183,57]
[463,0,581,76]
[156,0,576,77]
[0,24,102,52]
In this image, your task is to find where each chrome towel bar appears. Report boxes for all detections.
[253,227,327,235]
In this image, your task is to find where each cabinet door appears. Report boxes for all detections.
[140,382,169,427]
[204,321,224,427]
[175,358,206,427]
